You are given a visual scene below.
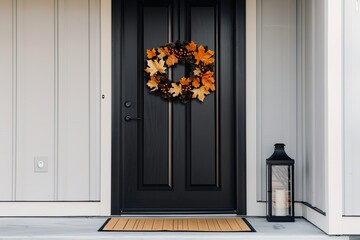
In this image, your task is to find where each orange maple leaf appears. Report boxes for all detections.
[186,41,197,51]
[169,83,182,97]
[180,77,191,86]
[145,59,166,76]
[201,71,215,91]
[146,76,159,91]
[158,47,169,59]
[192,77,201,88]
[193,45,215,65]
[166,54,178,67]
[146,48,156,59]
[191,86,210,102]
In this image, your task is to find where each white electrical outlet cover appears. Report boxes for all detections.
[34,157,48,173]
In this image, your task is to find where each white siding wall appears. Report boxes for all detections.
[16,0,56,200]
[0,0,101,201]
[256,0,300,201]
[302,0,326,212]
[0,0,14,201]
[344,0,360,216]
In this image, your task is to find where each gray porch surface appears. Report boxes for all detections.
[0,216,353,240]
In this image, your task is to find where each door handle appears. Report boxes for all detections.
[124,115,142,122]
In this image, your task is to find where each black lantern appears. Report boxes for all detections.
[266,143,295,222]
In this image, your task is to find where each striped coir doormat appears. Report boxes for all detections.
[99,218,255,232]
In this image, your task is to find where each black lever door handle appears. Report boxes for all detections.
[124,115,142,121]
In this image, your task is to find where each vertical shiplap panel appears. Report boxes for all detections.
[303,0,326,212]
[313,0,326,211]
[257,0,298,200]
[16,0,55,200]
[58,0,90,200]
[344,0,360,215]
[304,0,315,206]
[89,0,101,200]
[0,0,14,200]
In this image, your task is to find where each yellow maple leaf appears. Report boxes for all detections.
[186,41,197,51]
[169,83,182,97]
[180,77,191,85]
[191,86,210,102]
[146,76,159,91]
[193,45,215,65]
[192,77,201,88]
[146,48,156,59]
[193,68,202,76]
[166,54,178,67]
[145,59,166,76]
[201,71,215,91]
[158,47,169,59]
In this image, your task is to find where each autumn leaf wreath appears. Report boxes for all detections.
[144,40,215,103]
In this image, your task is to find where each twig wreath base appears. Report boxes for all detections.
[144,40,215,103]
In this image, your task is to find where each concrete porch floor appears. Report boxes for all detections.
[0,216,353,240]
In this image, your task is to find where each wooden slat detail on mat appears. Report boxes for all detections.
[163,219,174,230]
[152,218,164,230]
[226,218,241,230]
[123,218,137,230]
[197,219,209,231]
[113,218,128,230]
[135,218,146,230]
[102,218,119,231]
[142,218,155,230]
[235,218,251,231]
[216,219,232,231]
[101,218,253,232]
[187,218,198,231]
[207,219,221,231]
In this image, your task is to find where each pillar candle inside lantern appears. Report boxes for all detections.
[275,189,287,216]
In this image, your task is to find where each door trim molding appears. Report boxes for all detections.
[111,0,123,215]
[235,0,247,215]
[111,0,247,215]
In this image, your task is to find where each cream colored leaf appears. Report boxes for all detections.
[145,59,166,76]
[191,86,210,102]
[146,76,159,90]
[169,83,182,97]
[193,68,202,76]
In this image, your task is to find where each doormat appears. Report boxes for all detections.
[99,218,255,232]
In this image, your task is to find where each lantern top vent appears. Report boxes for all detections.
[266,143,294,164]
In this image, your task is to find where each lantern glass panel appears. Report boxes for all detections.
[271,165,293,217]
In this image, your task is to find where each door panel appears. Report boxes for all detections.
[141,5,172,189]
[187,5,218,188]
[114,0,240,212]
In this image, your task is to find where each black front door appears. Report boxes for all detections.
[112,0,246,214]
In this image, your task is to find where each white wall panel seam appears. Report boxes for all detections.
[341,0,345,215]
[88,0,91,201]
[301,0,307,204]
[256,0,263,201]
[54,0,59,201]
[12,0,18,201]
[99,0,102,200]
[311,0,316,206]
